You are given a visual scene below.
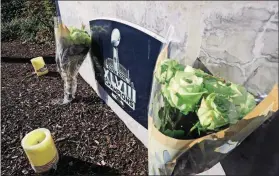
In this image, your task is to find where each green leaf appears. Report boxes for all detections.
[184,65,209,77]
[154,107,164,130]
[203,77,233,96]
[65,26,91,45]
[155,59,184,84]
[163,129,185,138]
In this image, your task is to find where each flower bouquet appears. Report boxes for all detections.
[148,44,278,175]
[53,17,91,104]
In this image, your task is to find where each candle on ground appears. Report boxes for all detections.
[21,128,59,173]
[30,57,48,76]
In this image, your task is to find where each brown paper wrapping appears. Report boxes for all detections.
[148,44,278,175]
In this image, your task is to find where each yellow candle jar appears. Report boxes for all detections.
[30,57,49,76]
[21,128,59,173]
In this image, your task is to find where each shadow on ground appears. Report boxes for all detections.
[43,155,120,176]
[73,95,105,106]
[221,110,279,176]
[45,71,61,78]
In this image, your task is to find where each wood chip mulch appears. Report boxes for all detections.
[1,40,55,58]
[1,62,147,176]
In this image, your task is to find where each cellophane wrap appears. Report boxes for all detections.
[53,17,90,104]
[148,42,278,175]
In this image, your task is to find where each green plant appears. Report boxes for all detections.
[19,17,42,42]
[1,0,56,43]
[1,0,25,23]
[1,18,21,41]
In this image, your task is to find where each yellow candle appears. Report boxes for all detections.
[30,57,48,76]
[21,128,59,173]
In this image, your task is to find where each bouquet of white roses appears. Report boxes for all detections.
[154,59,256,138]
[148,44,278,175]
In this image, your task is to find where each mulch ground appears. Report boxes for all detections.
[1,62,147,176]
[1,40,55,58]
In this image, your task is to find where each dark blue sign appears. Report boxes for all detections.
[89,19,163,128]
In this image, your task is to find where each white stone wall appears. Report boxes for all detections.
[59,1,278,95]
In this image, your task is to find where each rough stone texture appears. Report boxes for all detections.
[243,58,278,96]
[199,2,278,95]
[58,1,278,95]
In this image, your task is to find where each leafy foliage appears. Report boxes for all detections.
[66,27,91,45]
[1,0,25,23]
[1,0,56,43]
